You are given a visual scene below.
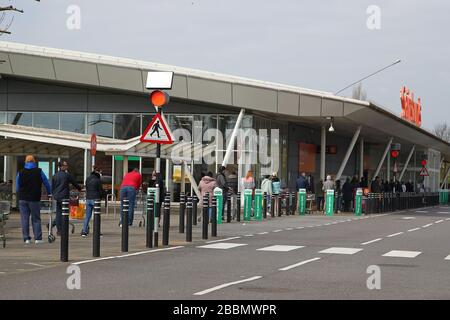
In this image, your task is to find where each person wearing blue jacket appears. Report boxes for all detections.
[16,155,52,244]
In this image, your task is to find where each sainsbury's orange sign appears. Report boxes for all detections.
[400,86,421,127]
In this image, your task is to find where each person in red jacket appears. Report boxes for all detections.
[120,167,142,227]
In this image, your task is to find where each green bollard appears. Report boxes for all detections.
[243,189,252,221]
[297,189,307,215]
[254,189,263,221]
[354,188,363,216]
[325,190,334,216]
[214,187,223,225]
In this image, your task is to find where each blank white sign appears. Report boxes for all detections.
[146,71,174,89]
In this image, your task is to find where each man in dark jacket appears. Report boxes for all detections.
[81,167,104,236]
[216,166,230,221]
[342,177,353,212]
[16,155,52,244]
[296,172,309,191]
[371,176,382,193]
[51,160,81,234]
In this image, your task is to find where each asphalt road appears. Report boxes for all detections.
[1,206,450,300]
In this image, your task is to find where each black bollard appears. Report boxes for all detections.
[270,194,275,218]
[236,192,241,222]
[211,196,217,237]
[193,194,198,226]
[146,193,154,248]
[93,199,101,257]
[278,195,282,217]
[186,196,193,242]
[162,196,171,246]
[121,199,129,252]
[202,193,209,240]
[226,193,231,223]
[263,192,267,219]
[60,199,70,262]
[179,192,185,234]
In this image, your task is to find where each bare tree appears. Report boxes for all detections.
[434,122,450,142]
[0,1,39,35]
[352,83,367,101]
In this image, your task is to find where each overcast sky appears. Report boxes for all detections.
[3,0,449,131]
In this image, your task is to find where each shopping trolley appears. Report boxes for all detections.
[42,196,76,243]
[0,201,10,248]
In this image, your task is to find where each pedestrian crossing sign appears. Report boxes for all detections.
[419,166,429,177]
[141,113,174,144]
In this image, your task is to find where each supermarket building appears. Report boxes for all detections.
[0,41,449,205]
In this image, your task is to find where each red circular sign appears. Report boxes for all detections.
[91,133,97,156]
[150,90,169,107]
[391,150,399,158]
[421,159,427,166]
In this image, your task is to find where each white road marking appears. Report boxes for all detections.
[279,257,322,271]
[194,276,262,296]
[445,255,450,260]
[307,225,314,228]
[116,246,185,258]
[361,238,382,245]
[407,228,421,232]
[285,228,294,231]
[273,230,283,233]
[257,232,269,235]
[24,263,46,268]
[257,245,304,252]
[243,234,254,237]
[346,219,352,222]
[197,243,248,250]
[401,217,416,220]
[0,272,6,274]
[446,218,450,221]
[435,220,444,224]
[319,247,363,255]
[72,256,117,266]
[438,212,450,214]
[324,223,331,226]
[383,250,422,258]
[416,211,428,213]
[295,227,304,230]
[422,224,433,228]
[206,237,241,243]
[387,232,404,238]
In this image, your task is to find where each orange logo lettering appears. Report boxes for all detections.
[400,86,421,127]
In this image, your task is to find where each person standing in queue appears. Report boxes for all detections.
[216,166,231,222]
[120,167,142,227]
[51,160,81,236]
[16,155,52,244]
[81,166,104,237]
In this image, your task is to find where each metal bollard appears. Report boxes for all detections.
[60,199,70,262]
[270,194,275,218]
[146,193,154,248]
[278,195,282,217]
[162,196,171,246]
[263,192,267,219]
[122,199,129,252]
[186,196,193,242]
[179,192,185,234]
[211,196,217,237]
[236,192,241,222]
[226,193,231,223]
[202,193,209,239]
[193,194,198,226]
[93,199,101,257]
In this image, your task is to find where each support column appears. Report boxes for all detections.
[123,156,129,175]
[11,156,17,208]
[180,162,186,195]
[373,137,393,179]
[359,138,364,179]
[399,145,416,182]
[320,125,326,181]
[336,126,361,181]
[387,151,391,182]
[222,109,245,168]
[83,150,88,185]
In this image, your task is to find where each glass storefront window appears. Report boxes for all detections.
[88,114,113,138]
[114,114,141,139]
[61,113,85,133]
[33,113,59,130]
[7,112,32,126]
[0,112,6,124]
